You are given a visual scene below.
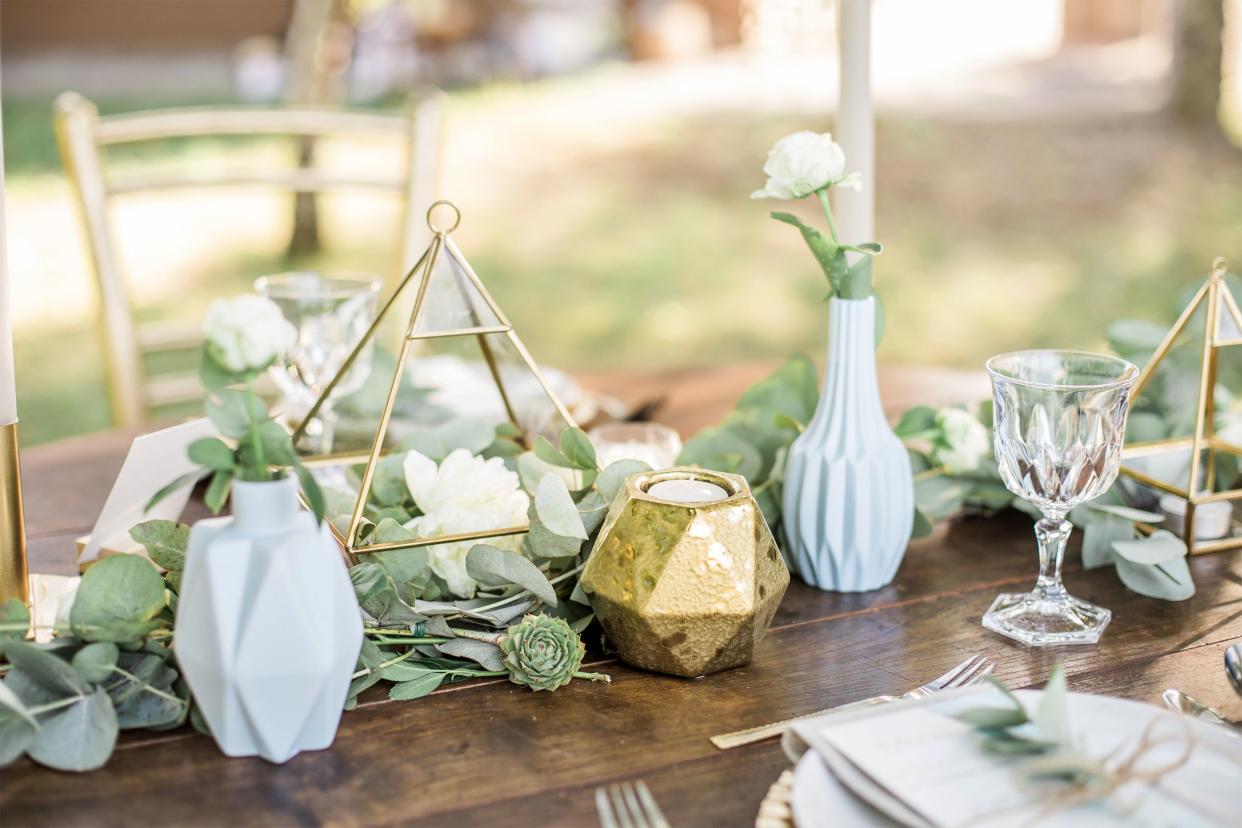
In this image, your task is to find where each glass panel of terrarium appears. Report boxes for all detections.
[410,241,505,335]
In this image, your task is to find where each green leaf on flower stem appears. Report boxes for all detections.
[70,555,166,644]
[1126,411,1166,443]
[345,672,382,709]
[4,641,88,696]
[895,405,939,440]
[1106,319,1168,363]
[145,469,209,514]
[677,427,763,481]
[293,460,326,525]
[256,420,297,466]
[980,733,1057,756]
[534,435,574,468]
[128,520,189,572]
[535,475,588,540]
[198,350,244,392]
[560,428,598,471]
[205,388,268,439]
[1,597,30,640]
[770,212,844,292]
[187,437,236,471]
[0,680,40,765]
[71,642,119,683]
[27,688,117,773]
[839,256,872,300]
[1115,554,1195,601]
[466,544,558,607]
[388,671,445,701]
[597,460,651,504]
[203,469,233,515]
[1081,513,1133,569]
[1112,530,1187,566]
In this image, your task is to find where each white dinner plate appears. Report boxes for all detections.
[790,689,1242,828]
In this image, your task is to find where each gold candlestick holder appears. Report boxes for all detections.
[0,420,28,605]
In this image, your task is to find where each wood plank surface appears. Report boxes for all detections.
[3,365,1239,828]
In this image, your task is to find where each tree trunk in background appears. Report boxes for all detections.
[1170,0,1225,133]
[284,0,351,259]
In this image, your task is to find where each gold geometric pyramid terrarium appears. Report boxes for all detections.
[292,201,578,561]
[1118,257,1242,555]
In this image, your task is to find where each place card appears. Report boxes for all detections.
[77,418,216,568]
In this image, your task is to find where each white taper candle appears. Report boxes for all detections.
[834,0,875,247]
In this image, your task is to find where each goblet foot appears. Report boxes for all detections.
[982,590,1111,646]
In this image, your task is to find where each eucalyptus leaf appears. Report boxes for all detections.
[436,638,505,672]
[839,255,872,300]
[70,553,166,643]
[256,420,298,466]
[187,437,236,471]
[1081,513,1132,569]
[597,460,651,504]
[2,642,89,697]
[293,460,326,525]
[1033,664,1070,746]
[911,507,935,539]
[466,545,558,607]
[677,427,763,481]
[1115,554,1195,601]
[1111,530,1187,566]
[27,688,117,772]
[369,455,410,507]
[914,476,969,521]
[1,597,30,640]
[350,562,425,627]
[576,490,609,537]
[368,517,419,546]
[388,671,445,701]
[0,680,39,765]
[144,469,208,514]
[111,664,185,730]
[71,642,119,683]
[894,405,938,440]
[560,428,598,470]
[770,212,843,290]
[734,354,819,426]
[953,707,1029,729]
[525,515,584,559]
[518,453,578,496]
[1087,504,1164,524]
[204,470,233,514]
[128,520,189,572]
[535,475,588,540]
[205,389,267,439]
[534,436,573,468]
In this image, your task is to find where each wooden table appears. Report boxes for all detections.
[4,365,1241,827]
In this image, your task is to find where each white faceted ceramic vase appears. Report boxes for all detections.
[782,297,914,591]
[175,475,362,764]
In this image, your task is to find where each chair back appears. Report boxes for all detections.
[54,90,443,426]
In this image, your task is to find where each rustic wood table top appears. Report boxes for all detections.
[4,364,1241,827]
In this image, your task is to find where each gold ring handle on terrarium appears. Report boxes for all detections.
[426,200,461,236]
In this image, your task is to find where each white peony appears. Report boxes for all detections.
[751,131,860,200]
[403,449,530,598]
[934,408,992,474]
[203,295,297,374]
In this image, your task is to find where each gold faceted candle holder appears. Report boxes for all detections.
[581,468,788,678]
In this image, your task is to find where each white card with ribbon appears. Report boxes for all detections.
[78,418,216,566]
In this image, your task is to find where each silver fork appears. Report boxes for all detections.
[710,654,995,750]
[595,780,670,828]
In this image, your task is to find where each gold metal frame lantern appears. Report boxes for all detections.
[1118,257,1242,555]
[292,201,578,562]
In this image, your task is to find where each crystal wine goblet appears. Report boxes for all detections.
[983,349,1139,646]
[255,272,381,454]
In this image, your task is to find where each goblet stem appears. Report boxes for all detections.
[1033,514,1071,601]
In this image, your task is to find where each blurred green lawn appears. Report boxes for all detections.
[6,83,1241,446]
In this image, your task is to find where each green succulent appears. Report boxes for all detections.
[500,615,585,691]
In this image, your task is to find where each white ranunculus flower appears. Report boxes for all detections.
[750,131,859,200]
[403,449,530,598]
[934,408,992,474]
[203,295,297,374]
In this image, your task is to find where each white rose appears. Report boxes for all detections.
[934,408,992,474]
[751,131,860,200]
[203,295,297,374]
[403,448,530,598]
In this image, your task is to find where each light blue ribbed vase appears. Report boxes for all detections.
[782,296,914,591]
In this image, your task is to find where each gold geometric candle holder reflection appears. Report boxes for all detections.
[1118,257,1242,555]
[291,201,578,562]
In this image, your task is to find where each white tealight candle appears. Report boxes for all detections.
[1159,494,1232,541]
[647,479,729,504]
